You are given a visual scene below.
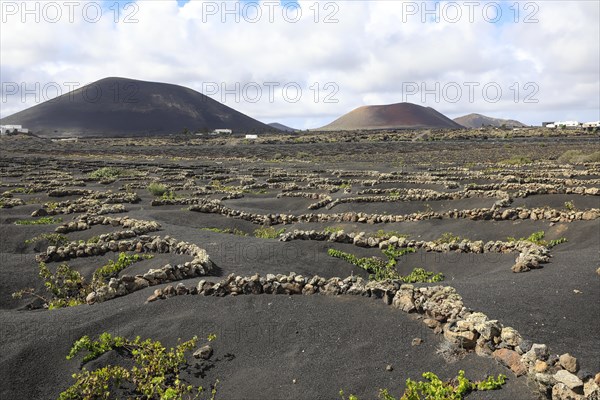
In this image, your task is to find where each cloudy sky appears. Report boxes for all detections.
[1,0,599,129]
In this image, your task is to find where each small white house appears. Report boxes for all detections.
[1,124,27,135]
[554,121,580,128]
[212,129,232,134]
[245,134,258,140]
[582,121,600,128]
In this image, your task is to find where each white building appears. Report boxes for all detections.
[582,121,600,128]
[52,138,78,143]
[554,121,580,128]
[212,129,232,134]
[1,125,29,135]
[245,134,258,140]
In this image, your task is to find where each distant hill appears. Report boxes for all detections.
[454,113,527,128]
[0,77,272,137]
[314,102,462,131]
[268,122,297,132]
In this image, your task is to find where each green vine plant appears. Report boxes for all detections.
[13,262,89,309]
[506,231,567,248]
[324,226,344,234]
[210,179,243,194]
[434,232,469,245]
[162,190,180,200]
[148,182,169,197]
[340,370,506,400]
[12,253,151,309]
[253,226,286,239]
[563,201,576,211]
[89,167,124,180]
[92,253,153,286]
[201,227,248,236]
[328,246,443,282]
[400,268,445,284]
[59,333,218,400]
[25,233,69,247]
[15,216,63,225]
[374,230,410,240]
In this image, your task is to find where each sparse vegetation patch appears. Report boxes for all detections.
[92,252,153,286]
[89,167,123,179]
[25,233,69,246]
[340,370,506,400]
[374,229,410,239]
[434,232,468,244]
[253,226,286,239]
[201,227,248,236]
[328,246,442,282]
[15,216,63,225]
[13,253,151,309]
[60,333,214,400]
[147,182,169,196]
[499,155,533,165]
[507,230,567,248]
[558,150,600,164]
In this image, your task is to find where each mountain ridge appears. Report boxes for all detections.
[268,122,297,132]
[453,113,527,128]
[315,102,463,131]
[0,77,272,137]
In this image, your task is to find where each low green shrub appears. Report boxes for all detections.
[46,202,60,210]
[161,190,179,200]
[340,370,506,400]
[25,233,69,246]
[254,226,285,239]
[87,236,101,244]
[564,200,576,211]
[12,262,88,309]
[147,182,169,197]
[67,332,128,363]
[328,248,388,279]
[558,150,600,164]
[580,151,600,163]
[327,246,437,282]
[374,229,410,239]
[207,333,217,342]
[434,232,468,244]
[15,216,62,225]
[400,268,444,283]
[89,167,123,179]
[60,333,213,400]
[92,253,151,286]
[507,231,567,248]
[13,253,151,309]
[547,237,568,248]
[210,179,242,194]
[560,150,584,162]
[201,227,248,236]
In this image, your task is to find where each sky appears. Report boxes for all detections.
[1,0,599,129]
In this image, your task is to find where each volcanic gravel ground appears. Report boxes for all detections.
[1,134,599,399]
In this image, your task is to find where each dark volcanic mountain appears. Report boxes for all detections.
[454,113,527,128]
[268,122,297,132]
[315,102,463,131]
[0,77,272,137]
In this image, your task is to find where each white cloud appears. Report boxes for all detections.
[1,0,598,129]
